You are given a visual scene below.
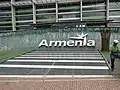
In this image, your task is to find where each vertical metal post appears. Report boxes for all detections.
[80,0,82,21]
[11,0,16,31]
[56,1,58,22]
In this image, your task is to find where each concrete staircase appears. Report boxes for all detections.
[0,48,111,77]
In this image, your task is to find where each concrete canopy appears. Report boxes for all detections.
[0,0,117,3]
[2,0,105,3]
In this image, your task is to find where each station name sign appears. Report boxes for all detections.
[38,33,95,47]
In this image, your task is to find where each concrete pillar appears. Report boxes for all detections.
[56,1,58,22]
[80,0,82,21]
[105,0,109,27]
[11,0,16,31]
[106,0,109,21]
[32,0,36,24]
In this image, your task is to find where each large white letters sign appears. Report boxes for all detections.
[38,32,95,47]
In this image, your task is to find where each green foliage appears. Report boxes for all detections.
[102,51,109,57]
[83,16,105,19]
[16,10,32,13]
[0,50,28,60]
[0,21,12,24]
[37,18,55,22]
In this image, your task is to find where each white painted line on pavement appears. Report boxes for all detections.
[0,65,109,69]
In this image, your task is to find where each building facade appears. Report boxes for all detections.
[0,0,119,31]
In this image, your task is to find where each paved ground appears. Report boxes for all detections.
[0,78,120,90]
[0,48,111,76]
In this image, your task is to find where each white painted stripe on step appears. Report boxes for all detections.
[34,50,99,51]
[0,75,113,78]
[0,65,109,69]
[27,53,100,55]
[8,60,106,63]
[33,49,99,52]
[29,52,100,54]
[21,55,102,57]
[28,52,100,53]
[15,57,103,59]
